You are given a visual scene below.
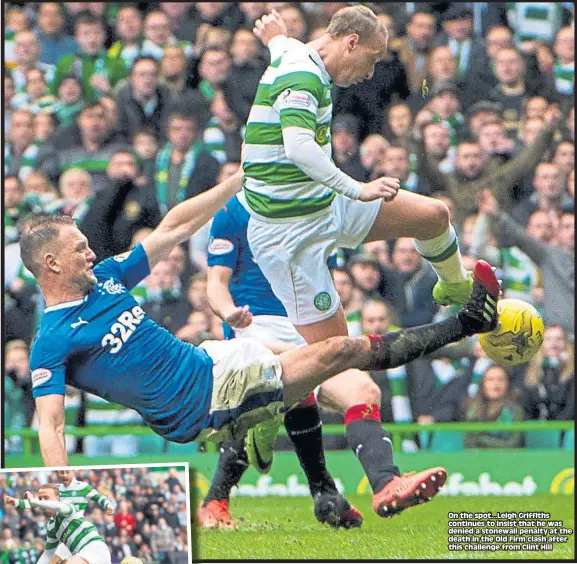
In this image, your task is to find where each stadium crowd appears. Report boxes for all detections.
[0,467,189,563]
[4,2,575,455]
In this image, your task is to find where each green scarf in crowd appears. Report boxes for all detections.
[155,141,203,215]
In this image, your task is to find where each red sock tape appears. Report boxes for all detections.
[344,403,381,426]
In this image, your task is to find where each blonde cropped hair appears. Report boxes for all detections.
[327,5,388,47]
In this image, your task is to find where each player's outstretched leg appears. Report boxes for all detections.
[197,438,248,529]
[279,260,499,517]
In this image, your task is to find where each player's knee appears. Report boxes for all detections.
[336,370,381,408]
[355,373,381,405]
[427,199,450,231]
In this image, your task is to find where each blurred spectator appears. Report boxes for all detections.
[419,105,562,229]
[522,325,575,421]
[383,102,413,146]
[435,6,488,83]
[331,114,367,181]
[115,500,136,537]
[35,2,79,65]
[6,109,53,182]
[115,56,177,144]
[359,134,389,177]
[4,341,33,431]
[374,145,428,194]
[44,100,130,192]
[33,112,58,143]
[54,75,85,127]
[348,253,383,301]
[142,10,194,61]
[153,111,220,214]
[463,364,524,448]
[552,140,574,180]
[16,70,59,118]
[512,162,570,225]
[385,237,438,327]
[331,267,364,337]
[478,190,574,334]
[490,46,553,137]
[135,259,190,334]
[12,30,56,95]
[151,518,176,561]
[396,10,436,94]
[107,5,144,70]
[52,13,128,102]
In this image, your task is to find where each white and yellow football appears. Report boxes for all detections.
[121,559,144,564]
[479,298,544,366]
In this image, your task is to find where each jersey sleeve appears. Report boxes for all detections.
[30,333,68,399]
[207,205,239,269]
[94,243,151,290]
[85,486,112,510]
[274,68,324,132]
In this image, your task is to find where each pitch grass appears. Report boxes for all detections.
[197,494,574,560]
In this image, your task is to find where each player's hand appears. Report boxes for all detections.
[476,189,499,216]
[359,177,400,202]
[106,506,114,516]
[3,495,17,506]
[253,10,287,46]
[224,305,253,329]
[23,491,33,501]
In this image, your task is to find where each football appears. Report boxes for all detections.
[479,298,544,366]
[121,559,144,564]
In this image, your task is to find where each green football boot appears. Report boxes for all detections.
[432,272,473,306]
[245,415,283,474]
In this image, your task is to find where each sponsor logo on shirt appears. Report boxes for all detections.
[208,237,235,255]
[280,88,313,109]
[31,368,52,388]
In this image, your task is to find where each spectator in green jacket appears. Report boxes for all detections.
[51,13,128,102]
[463,364,524,449]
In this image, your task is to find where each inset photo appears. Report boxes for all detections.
[0,464,191,564]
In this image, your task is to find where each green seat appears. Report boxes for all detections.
[562,430,574,451]
[431,431,464,452]
[138,436,167,454]
[525,430,561,449]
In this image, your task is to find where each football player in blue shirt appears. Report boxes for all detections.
[199,192,362,529]
[21,170,501,519]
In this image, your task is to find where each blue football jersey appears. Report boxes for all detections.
[30,244,213,444]
[207,195,287,320]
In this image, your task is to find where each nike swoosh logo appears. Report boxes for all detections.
[253,438,272,472]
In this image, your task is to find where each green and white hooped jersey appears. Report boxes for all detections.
[58,478,112,515]
[44,504,104,553]
[243,38,334,219]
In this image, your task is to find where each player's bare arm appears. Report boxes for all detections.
[142,171,243,269]
[207,265,253,329]
[36,394,67,466]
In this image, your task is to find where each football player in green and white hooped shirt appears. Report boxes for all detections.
[240,7,476,516]
[4,484,111,564]
[18,470,113,561]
